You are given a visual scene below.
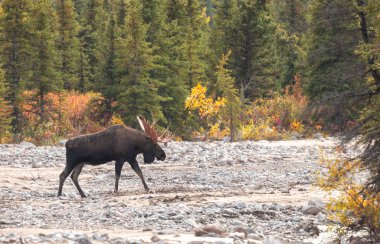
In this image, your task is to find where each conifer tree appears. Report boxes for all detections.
[347,0,380,193]
[216,51,242,142]
[167,0,210,90]
[141,0,188,128]
[268,0,308,88]
[80,0,107,90]
[229,0,277,100]
[116,0,127,28]
[305,0,367,128]
[29,0,61,122]
[73,0,87,18]
[0,0,33,134]
[56,0,80,90]
[166,0,187,24]
[0,67,12,142]
[183,0,210,89]
[117,0,164,125]
[100,11,119,120]
[210,0,238,66]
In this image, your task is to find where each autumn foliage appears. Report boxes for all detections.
[242,75,309,140]
[318,155,380,241]
[185,83,226,118]
[20,91,114,144]
[185,82,227,139]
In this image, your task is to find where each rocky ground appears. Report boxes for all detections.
[0,138,357,243]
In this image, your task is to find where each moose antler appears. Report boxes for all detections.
[137,115,158,143]
[158,128,174,144]
[137,116,173,144]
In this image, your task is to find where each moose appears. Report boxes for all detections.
[58,116,169,197]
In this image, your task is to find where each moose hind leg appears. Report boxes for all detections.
[70,163,86,197]
[129,161,149,192]
[58,164,76,196]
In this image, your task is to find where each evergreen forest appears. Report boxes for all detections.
[0,0,379,239]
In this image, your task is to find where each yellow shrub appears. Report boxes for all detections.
[111,115,125,125]
[209,122,229,139]
[241,119,284,141]
[185,83,227,139]
[185,83,226,118]
[290,119,305,133]
[318,156,380,240]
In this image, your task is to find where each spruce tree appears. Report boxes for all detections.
[141,0,188,129]
[210,0,238,66]
[268,0,308,89]
[167,0,210,90]
[80,0,107,91]
[56,0,80,90]
[305,0,367,128]
[100,11,119,121]
[229,0,277,100]
[0,0,33,135]
[116,0,127,28]
[73,0,87,18]
[183,0,210,89]
[117,0,164,125]
[216,51,242,142]
[347,0,380,193]
[29,0,61,122]
[0,67,12,142]
[166,0,187,24]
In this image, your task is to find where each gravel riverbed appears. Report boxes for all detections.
[0,138,356,243]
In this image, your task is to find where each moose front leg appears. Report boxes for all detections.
[114,160,124,193]
[129,160,149,192]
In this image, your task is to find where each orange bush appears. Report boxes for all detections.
[20,90,106,144]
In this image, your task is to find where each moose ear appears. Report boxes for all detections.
[137,115,146,132]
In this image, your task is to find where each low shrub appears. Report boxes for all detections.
[242,75,309,140]
[318,155,380,241]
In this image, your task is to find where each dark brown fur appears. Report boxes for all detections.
[58,124,166,197]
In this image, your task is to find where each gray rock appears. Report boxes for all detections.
[76,237,92,244]
[247,233,262,240]
[308,198,326,209]
[316,212,326,221]
[151,234,160,242]
[263,236,291,244]
[301,205,323,215]
[49,203,64,210]
[222,208,239,218]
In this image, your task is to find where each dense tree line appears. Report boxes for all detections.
[0,0,378,129]
[0,0,378,141]
[0,0,286,133]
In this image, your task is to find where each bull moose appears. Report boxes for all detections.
[58,116,169,197]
